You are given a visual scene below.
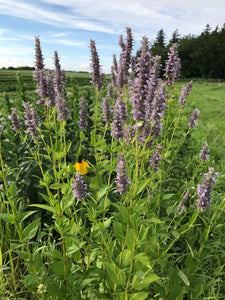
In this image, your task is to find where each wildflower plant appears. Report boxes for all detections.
[0,28,223,300]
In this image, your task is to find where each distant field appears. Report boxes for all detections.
[0,70,92,93]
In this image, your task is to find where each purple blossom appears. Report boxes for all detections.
[36,69,48,104]
[189,108,200,129]
[164,43,181,85]
[130,36,152,122]
[90,39,104,91]
[200,141,210,161]
[115,153,130,195]
[150,144,163,171]
[178,80,193,106]
[79,97,88,129]
[8,109,22,131]
[124,124,134,145]
[23,102,40,139]
[33,37,48,104]
[46,69,56,106]
[178,188,190,214]
[148,87,167,142]
[197,167,218,211]
[111,94,128,140]
[55,91,69,121]
[71,172,87,201]
[102,97,112,122]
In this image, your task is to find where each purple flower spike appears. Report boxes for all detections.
[150,144,163,171]
[189,108,200,129]
[79,97,88,129]
[164,43,181,85]
[178,80,193,107]
[8,109,22,131]
[197,167,218,211]
[200,141,210,161]
[23,102,40,139]
[90,39,104,91]
[111,94,128,140]
[102,97,112,123]
[115,153,130,195]
[71,172,87,201]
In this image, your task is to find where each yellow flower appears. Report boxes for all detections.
[74,155,90,175]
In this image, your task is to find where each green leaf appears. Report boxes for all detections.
[130,292,149,300]
[19,211,37,223]
[149,217,164,224]
[137,179,151,195]
[103,261,120,284]
[22,218,41,241]
[29,204,56,214]
[16,250,30,260]
[177,269,190,286]
[50,182,63,189]
[97,186,108,201]
[125,228,135,251]
[135,273,160,290]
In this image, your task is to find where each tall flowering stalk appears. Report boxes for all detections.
[8,109,22,131]
[23,102,40,139]
[79,97,88,130]
[197,167,217,210]
[200,141,210,161]
[164,43,181,85]
[115,153,130,195]
[46,69,56,107]
[111,94,128,140]
[71,173,87,201]
[150,144,163,171]
[189,108,200,129]
[34,37,48,104]
[178,80,193,106]
[53,51,69,121]
[90,39,104,91]
[102,97,112,123]
[130,36,152,122]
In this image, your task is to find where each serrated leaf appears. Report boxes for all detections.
[137,179,150,195]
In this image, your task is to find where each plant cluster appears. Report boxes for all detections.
[0,28,224,299]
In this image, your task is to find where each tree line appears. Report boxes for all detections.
[150,24,225,79]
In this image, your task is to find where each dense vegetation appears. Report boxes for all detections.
[150,24,225,79]
[0,28,225,299]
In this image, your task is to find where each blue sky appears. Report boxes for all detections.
[0,0,224,73]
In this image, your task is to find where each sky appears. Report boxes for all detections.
[0,0,224,73]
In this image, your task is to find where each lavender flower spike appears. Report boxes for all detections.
[79,97,88,130]
[178,80,193,107]
[189,108,200,129]
[8,109,22,131]
[115,153,130,195]
[164,43,181,85]
[150,144,163,171]
[71,172,87,201]
[200,141,210,161]
[197,167,218,211]
[102,97,112,123]
[23,102,40,139]
[90,39,104,91]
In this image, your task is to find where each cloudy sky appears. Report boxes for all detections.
[0,0,224,72]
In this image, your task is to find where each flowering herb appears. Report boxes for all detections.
[197,167,218,211]
[115,153,130,195]
[200,141,210,161]
[71,172,87,201]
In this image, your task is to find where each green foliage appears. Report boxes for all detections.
[0,38,225,300]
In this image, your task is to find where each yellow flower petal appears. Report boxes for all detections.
[75,160,90,175]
